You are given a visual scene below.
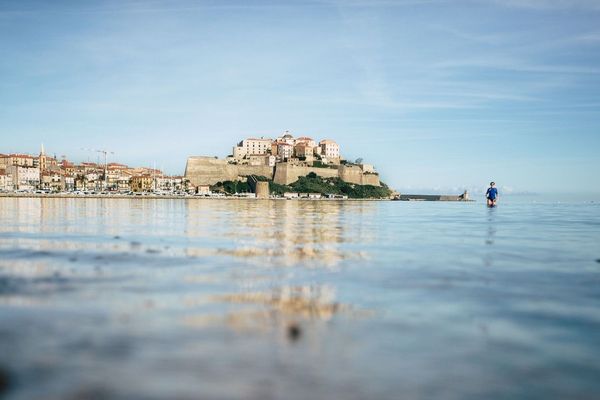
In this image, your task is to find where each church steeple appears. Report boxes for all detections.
[39,143,47,173]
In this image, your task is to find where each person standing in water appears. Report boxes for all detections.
[486,182,498,206]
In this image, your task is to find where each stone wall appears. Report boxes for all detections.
[185,156,381,187]
[184,156,274,186]
[339,165,380,186]
[255,181,269,199]
[236,164,275,181]
[273,163,339,185]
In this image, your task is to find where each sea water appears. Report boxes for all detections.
[0,197,599,399]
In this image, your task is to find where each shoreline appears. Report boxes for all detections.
[0,193,390,201]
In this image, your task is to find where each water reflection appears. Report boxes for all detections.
[2,198,600,399]
[0,199,373,324]
[184,199,375,266]
[0,199,377,268]
[184,284,353,332]
[484,207,497,267]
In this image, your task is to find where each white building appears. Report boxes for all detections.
[64,176,75,191]
[275,131,295,146]
[0,171,13,191]
[6,165,40,190]
[319,139,340,161]
[156,176,183,192]
[276,142,294,160]
[233,137,273,160]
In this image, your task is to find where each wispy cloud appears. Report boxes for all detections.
[487,0,600,10]
[435,57,600,75]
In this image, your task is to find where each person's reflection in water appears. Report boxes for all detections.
[484,207,497,267]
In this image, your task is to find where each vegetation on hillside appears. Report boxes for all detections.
[211,180,251,194]
[290,174,391,198]
[212,174,391,198]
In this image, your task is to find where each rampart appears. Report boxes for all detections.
[184,157,273,186]
[273,163,339,185]
[185,157,381,187]
[339,165,380,186]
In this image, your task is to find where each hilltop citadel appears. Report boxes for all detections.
[185,130,381,187]
[0,131,389,198]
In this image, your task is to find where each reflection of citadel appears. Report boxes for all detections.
[0,198,378,269]
[183,284,350,332]
[0,198,374,331]
[183,199,376,267]
[218,285,344,321]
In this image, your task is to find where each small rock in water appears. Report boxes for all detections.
[0,366,11,394]
[113,235,121,240]
[287,322,302,341]
[596,259,600,263]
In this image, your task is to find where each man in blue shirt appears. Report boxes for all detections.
[486,182,498,206]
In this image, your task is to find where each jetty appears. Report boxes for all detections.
[394,191,472,202]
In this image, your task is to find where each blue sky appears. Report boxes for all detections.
[1,0,599,194]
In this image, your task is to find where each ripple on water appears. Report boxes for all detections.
[1,198,600,399]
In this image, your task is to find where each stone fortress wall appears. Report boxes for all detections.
[272,163,339,185]
[185,156,381,187]
[338,165,380,186]
[184,157,274,186]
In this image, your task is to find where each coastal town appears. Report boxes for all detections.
[0,145,187,194]
[0,131,395,199]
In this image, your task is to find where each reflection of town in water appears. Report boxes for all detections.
[3,197,600,400]
[0,198,377,324]
[184,199,376,266]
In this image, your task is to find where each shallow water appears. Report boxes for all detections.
[0,197,599,400]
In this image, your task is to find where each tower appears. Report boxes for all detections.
[39,143,47,172]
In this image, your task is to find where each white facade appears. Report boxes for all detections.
[233,138,273,160]
[156,176,183,191]
[86,172,99,182]
[275,131,295,146]
[319,140,340,160]
[6,165,40,190]
[277,143,293,159]
[0,173,13,191]
[64,176,75,191]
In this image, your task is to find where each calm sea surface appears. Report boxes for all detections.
[0,197,599,400]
